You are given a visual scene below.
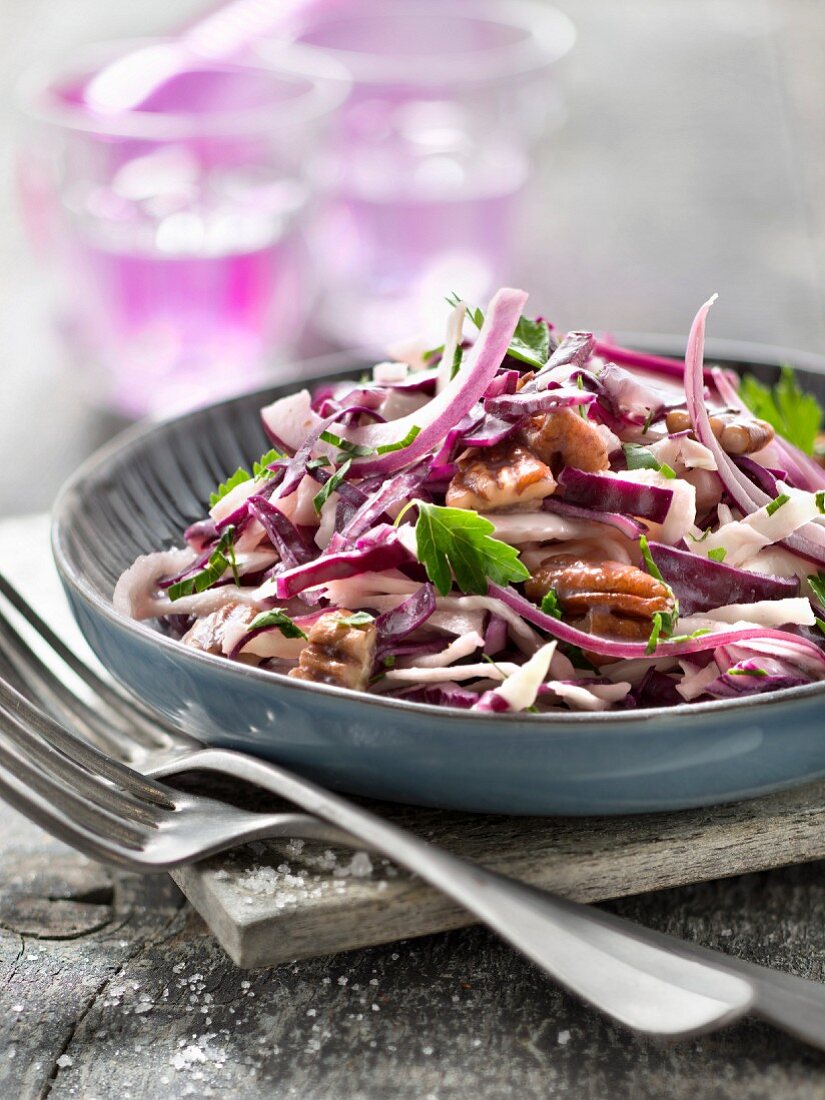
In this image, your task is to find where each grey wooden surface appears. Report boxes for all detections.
[4,806,825,1098]
[4,1,825,1097]
[174,778,825,969]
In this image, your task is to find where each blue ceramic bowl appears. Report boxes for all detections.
[52,341,825,815]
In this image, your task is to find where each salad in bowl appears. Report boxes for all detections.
[114,288,825,716]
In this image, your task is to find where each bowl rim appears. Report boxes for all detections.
[52,334,825,730]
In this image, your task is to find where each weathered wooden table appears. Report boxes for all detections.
[3,792,825,1098]
[3,0,825,1096]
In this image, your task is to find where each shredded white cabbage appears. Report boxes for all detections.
[492,642,557,711]
[701,598,815,628]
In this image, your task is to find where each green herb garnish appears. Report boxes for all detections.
[414,502,530,596]
[209,468,251,508]
[338,611,376,629]
[766,492,790,517]
[708,547,727,563]
[312,458,352,514]
[375,425,421,455]
[319,430,375,458]
[540,589,563,619]
[451,344,463,379]
[508,314,553,369]
[623,443,675,479]
[688,527,712,543]
[667,627,712,645]
[252,449,282,478]
[248,609,308,640]
[739,366,822,455]
[623,444,659,472]
[639,535,679,653]
[808,572,825,608]
[445,293,552,369]
[319,425,421,460]
[645,608,679,655]
[209,447,285,506]
[727,666,768,678]
[646,612,665,654]
[639,535,665,583]
[445,293,484,329]
[168,526,239,601]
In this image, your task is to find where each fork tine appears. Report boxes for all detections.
[0,690,170,828]
[0,571,188,751]
[0,750,150,870]
[0,641,35,698]
[0,571,132,710]
[0,611,139,759]
[0,677,175,810]
[0,722,152,851]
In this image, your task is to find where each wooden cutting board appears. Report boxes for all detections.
[7,515,825,969]
[170,779,825,968]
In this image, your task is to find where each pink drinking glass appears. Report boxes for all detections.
[16,40,349,418]
[262,0,575,345]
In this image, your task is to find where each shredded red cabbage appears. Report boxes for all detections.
[648,541,799,615]
[557,467,673,524]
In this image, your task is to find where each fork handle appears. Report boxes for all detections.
[162,749,755,1036]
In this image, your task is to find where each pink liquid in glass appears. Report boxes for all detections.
[17,42,349,418]
[60,157,310,417]
[314,141,529,345]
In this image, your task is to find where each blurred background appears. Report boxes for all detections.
[2,0,824,516]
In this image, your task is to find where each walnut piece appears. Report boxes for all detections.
[665,408,775,456]
[525,556,675,641]
[289,609,377,691]
[446,440,556,512]
[520,407,610,473]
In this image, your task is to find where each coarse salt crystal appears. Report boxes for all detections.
[56,1055,73,1069]
[557,1030,571,1045]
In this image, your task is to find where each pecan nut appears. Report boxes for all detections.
[665,408,774,456]
[446,440,556,513]
[520,407,610,473]
[525,556,675,641]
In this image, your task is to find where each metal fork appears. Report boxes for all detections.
[2,576,825,1047]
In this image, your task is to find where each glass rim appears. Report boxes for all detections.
[261,0,576,87]
[15,37,351,141]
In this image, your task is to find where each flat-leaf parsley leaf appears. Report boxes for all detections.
[739,366,822,455]
[445,293,552,369]
[414,502,530,596]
